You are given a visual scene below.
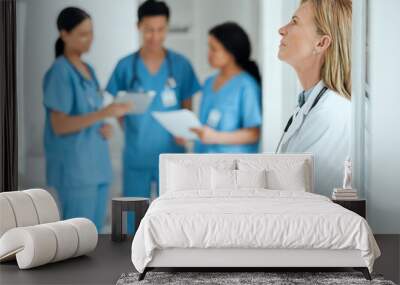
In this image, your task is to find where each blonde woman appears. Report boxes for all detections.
[277,0,352,196]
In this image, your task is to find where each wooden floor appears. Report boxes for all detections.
[0,235,398,285]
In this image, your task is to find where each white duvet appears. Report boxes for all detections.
[131,190,380,273]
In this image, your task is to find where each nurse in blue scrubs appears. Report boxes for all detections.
[106,0,200,206]
[43,7,132,231]
[191,22,262,153]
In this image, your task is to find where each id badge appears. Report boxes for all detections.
[207,109,221,127]
[161,88,177,107]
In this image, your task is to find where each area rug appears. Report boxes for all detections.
[116,271,396,285]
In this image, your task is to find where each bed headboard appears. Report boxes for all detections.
[159,153,314,195]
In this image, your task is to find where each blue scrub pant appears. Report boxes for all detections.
[56,183,109,232]
[123,167,159,234]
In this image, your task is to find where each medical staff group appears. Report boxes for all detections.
[43,0,351,231]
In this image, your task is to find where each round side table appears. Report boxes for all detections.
[111,197,149,242]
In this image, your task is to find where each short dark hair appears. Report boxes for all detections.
[138,0,170,22]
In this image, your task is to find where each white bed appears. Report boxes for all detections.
[131,154,380,280]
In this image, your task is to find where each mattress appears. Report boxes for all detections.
[131,190,380,273]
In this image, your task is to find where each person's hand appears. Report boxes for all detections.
[100,102,133,118]
[99,123,113,140]
[175,136,187,146]
[190,126,220,144]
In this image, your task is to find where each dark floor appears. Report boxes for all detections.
[374,235,400,284]
[0,235,399,285]
[0,235,133,285]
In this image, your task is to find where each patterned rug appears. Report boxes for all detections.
[116,271,396,285]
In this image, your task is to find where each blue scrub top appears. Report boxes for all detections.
[43,56,112,188]
[106,49,201,169]
[194,72,262,153]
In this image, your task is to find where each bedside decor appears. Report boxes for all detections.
[332,159,358,200]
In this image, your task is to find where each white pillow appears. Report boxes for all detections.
[236,169,267,188]
[211,169,268,190]
[238,159,309,192]
[211,168,236,190]
[167,162,211,191]
[266,162,307,191]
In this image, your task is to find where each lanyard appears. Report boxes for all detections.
[275,86,328,153]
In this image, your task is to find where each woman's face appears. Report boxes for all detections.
[138,16,168,52]
[278,1,321,68]
[61,18,93,54]
[207,35,234,69]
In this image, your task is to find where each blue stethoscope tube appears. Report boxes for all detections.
[130,49,176,92]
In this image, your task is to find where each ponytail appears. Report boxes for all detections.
[240,60,262,86]
[55,37,64,58]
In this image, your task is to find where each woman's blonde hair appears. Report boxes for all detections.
[301,0,352,99]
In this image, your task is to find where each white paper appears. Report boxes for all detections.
[114,91,155,114]
[152,110,202,140]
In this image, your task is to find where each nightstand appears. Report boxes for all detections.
[332,199,366,218]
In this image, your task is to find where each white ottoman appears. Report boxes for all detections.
[0,189,98,269]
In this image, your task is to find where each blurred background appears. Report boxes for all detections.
[15,0,299,233]
[15,0,400,236]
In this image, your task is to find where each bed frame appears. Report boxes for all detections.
[138,154,372,281]
[140,248,371,280]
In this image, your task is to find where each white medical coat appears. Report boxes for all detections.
[280,81,351,197]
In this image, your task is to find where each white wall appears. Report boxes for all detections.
[366,0,400,234]
[17,0,138,231]
[351,0,367,199]
[261,0,300,152]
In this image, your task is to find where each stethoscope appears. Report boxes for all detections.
[65,58,103,111]
[130,49,176,93]
[86,87,104,111]
[79,76,103,111]
[275,86,328,153]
